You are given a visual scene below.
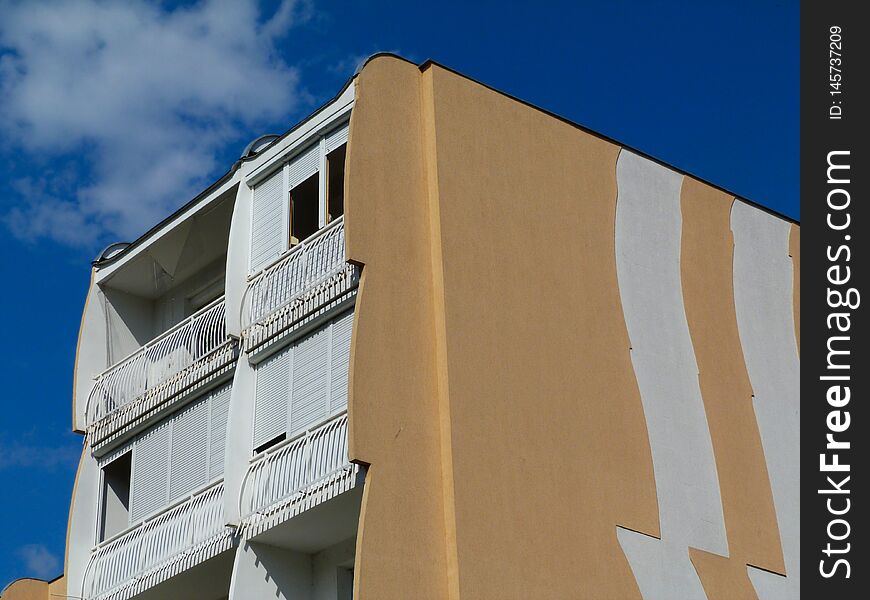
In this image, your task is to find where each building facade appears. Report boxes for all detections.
[2,55,800,600]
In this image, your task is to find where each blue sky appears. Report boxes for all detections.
[0,0,797,589]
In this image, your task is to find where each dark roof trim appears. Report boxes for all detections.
[417,59,798,226]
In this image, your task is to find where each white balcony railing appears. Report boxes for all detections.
[240,412,353,525]
[82,481,235,600]
[241,218,357,351]
[86,298,236,440]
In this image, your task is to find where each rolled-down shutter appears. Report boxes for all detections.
[130,421,170,522]
[325,124,349,153]
[169,399,209,500]
[253,309,355,450]
[209,384,231,480]
[290,326,329,433]
[254,345,292,449]
[287,145,320,189]
[250,168,285,273]
[330,310,353,413]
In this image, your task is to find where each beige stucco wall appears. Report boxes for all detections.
[344,57,451,600]
[346,55,659,600]
[0,576,65,600]
[345,55,799,600]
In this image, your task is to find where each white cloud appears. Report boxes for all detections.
[17,544,61,580]
[0,0,309,246]
[328,48,404,78]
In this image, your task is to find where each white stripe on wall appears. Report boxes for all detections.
[732,201,800,598]
[614,150,728,600]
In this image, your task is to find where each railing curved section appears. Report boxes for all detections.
[86,298,228,427]
[240,413,350,519]
[241,217,353,332]
[82,481,230,600]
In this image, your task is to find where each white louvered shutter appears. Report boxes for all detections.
[169,399,209,500]
[209,384,231,480]
[254,345,292,448]
[130,421,170,522]
[325,125,349,153]
[290,326,329,434]
[250,168,285,273]
[287,145,320,189]
[330,310,353,413]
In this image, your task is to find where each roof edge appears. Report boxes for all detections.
[94,50,796,271]
[94,65,364,269]
[416,58,798,225]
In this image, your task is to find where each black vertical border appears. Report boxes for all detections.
[801,1,867,596]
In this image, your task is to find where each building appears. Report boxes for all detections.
[1,54,800,600]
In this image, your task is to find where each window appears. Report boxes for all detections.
[253,310,353,452]
[326,143,346,222]
[290,173,320,246]
[110,384,232,527]
[249,123,349,274]
[336,567,353,600]
[100,452,132,542]
[254,432,286,454]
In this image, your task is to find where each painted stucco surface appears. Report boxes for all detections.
[344,57,451,600]
[0,579,47,600]
[347,55,659,600]
[72,270,108,432]
[0,578,64,600]
[228,542,310,600]
[65,442,98,599]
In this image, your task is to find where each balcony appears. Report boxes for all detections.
[241,217,358,354]
[239,412,358,539]
[87,298,239,451]
[82,481,236,600]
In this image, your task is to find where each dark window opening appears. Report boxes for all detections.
[290,173,319,245]
[327,143,346,222]
[100,452,132,542]
[254,432,286,454]
[337,566,354,600]
[185,276,225,316]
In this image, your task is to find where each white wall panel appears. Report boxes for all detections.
[614,150,728,600]
[67,444,98,597]
[732,201,800,599]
